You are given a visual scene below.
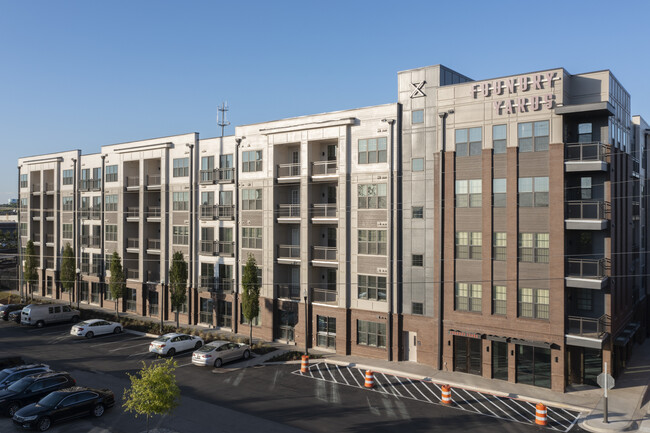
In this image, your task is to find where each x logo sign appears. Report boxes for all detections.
[410,81,426,98]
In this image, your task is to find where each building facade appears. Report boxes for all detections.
[18,64,649,392]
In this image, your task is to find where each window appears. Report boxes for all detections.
[242,227,262,249]
[62,196,74,211]
[105,194,118,212]
[516,345,551,389]
[518,288,549,319]
[317,316,336,349]
[172,192,189,211]
[62,224,73,239]
[92,167,102,182]
[242,150,263,172]
[358,230,387,255]
[493,125,507,154]
[518,121,549,152]
[357,320,386,348]
[412,302,424,315]
[358,275,387,301]
[578,123,593,143]
[580,177,592,200]
[493,232,507,261]
[518,177,548,207]
[172,292,188,314]
[62,169,73,185]
[455,231,481,259]
[240,304,260,326]
[173,158,189,177]
[518,233,549,263]
[105,225,117,242]
[19,223,27,237]
[455,179,482,207]
[493,178,506,207]
[412,110,424,124]
[242,189,262,210]
[20,198,27,209]
[455,127,482,156]
[20,174,28,188]
[576,288,593,311]
[105,165,118,182]
[493,285,507,315]
[172,226,189,245]
[358,184,387,209]
[358,137,387,164]
[455,283,482,312]
[412,158,424,171]
[412,206,423,219]
[412,254,423,266]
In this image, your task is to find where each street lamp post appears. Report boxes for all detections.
[75,268,81,309]
[304,288,309,356]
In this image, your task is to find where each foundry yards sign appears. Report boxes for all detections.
[470,71,558,115]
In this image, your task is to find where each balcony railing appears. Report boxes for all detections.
[44,182,54,192]
[90,179,101,191]
[566,200,610,220]
[126,207,139,219]
[312,203,337,218]
[147,239,160,250]
[32,233,41,243]
[277,284,300,300]
[312,288,337,304]
[46,234,54,244]
[43,211,54,220]
[147,207,161,219]
[313,246,337,261]
[200,276,215,290]
[199,205,215,219]
[126,177,140,188]
[126,269,139,280]
[90,208,101,220]
[90,264,101,276]
[90,235,100,247]
[45,259,54,269]
[32,210,41,220]
[81,262,89,274]
[217,205,234,220]
[127,238,139,249]
[278,204,300,218]
[278,244,300,259]
[146,174,161,187]
[79,180,89,192]
[217,279,234,293]
[566,258,609,279]
[199,170,215,184]
[567,314,610,338]
[312,160,337,176]
[277,163,301,178]
[217,241,234,257]
[565,142,609,162]
[199,240,215,255]
[218,167,235,182]
[145,271,160,283]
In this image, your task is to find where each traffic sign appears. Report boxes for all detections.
[597,373,615,390]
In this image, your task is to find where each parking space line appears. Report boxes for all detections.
[501,397,534,423]
[346,367,362,387]
[380,374,405,398]
[315,363,327,381]
[108,342,150,352]
[372,373,391,396]
[453,388,481,414]
[334,366,350,386]
[392,375,418,400]
[325,365,338,383]
[481,393,519,423]
[407,378,433,403]
[549,407,574,425]
[417,381,441,402]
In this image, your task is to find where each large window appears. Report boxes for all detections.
[518,233,549,263]
[172,192,189,211]
[242,189,262,210]
[62,196,74,211]
[358,230,387,255]
[172,226,189,245]
[518,177,548,207]
[358,275,386,301]
[242,227,262,249]
[518,121,549,152]
[578,123,592,143]
[20,174,28,188]
[62,224,73,239]
[493,232,506,261]
[242,150,263,172]
[358,184,386,209]
[358,137,387,164]
[493,124,507,154]
[455,127,482,156]
[317,316,336,349]
[105,165,118,182]
[493,178,506,207]
[455,179,482,207]
[518,288,549,319]
[173,158,189,177]
[516,345,551,389]
[62,169,73,186]
[492,285,507,315]
[105,225,117,242]
[455,283,482,312]
[357,320,386,348]
[456,231,481,259]
[105,194,118,212]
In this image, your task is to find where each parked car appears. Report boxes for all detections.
[0,357,24,370]
[149,333,203,357]
[0,372,76,416]
[192,340,251,368]
[0,365,50,390]
[8,309,22,324]
[70,319,122,338]
[0,304,26,321]
[12,386,114,431]
[21,304,80,328]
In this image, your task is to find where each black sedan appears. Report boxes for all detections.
[0,304,25,321]
[0,372,75,416]
[13,387,114,431]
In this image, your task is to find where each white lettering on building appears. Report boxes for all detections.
[471,72,558,115]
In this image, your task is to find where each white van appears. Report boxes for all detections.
[20,304,80,328]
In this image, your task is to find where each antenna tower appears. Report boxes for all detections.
[217,102,230,137]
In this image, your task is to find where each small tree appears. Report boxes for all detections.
[241,254,260,346]
[60,243,75,306]
[109,252,125,321]
[169,251,188,329]
[123,359,180,433]
[23,240,38,302]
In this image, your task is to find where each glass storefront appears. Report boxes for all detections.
[492,341,508,381]
[454,336,482,375]
[516,345,551,389]
[567,346,601,386]
[216,300,232,328]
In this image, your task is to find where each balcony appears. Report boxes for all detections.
[277,163,301,183]
[31,184,42,194]
[311,203,337,223]
[565,200,610,230]
[145,270,160,283]
[565,142,609,172]
[45,234,54,246]
[277,204,300,223]
[146,174,161,189]
[90,263,101,276]
[126,207,139,222]
[311,161,338,180]
[217,279,234,293]
[125,176,140,190]
[79,180,89,192]
[44,211,55,221]
[566,314,610,349]
[126,269,139,280]
[200,170,215,184]
[277,244,300,264]
[32,210,41,221]
[90,208,101,220]
[217,241,234,257]
[90,179,101,191]
[218,167,235,183]
[44,183,55,194]
[312,246,338,268]
[217,205,234,220]
[199,276,215,291]
[277,284,300,300]
[566,258,609,290]
[45,259,54,270]
[146,207,161,221]
[81,262,89,274]
[32,233,41,244]
[199,205,215,220]
[199,240,215,256]
[126,238,139,253]
[147,239,161,254]
[312,287,337,304]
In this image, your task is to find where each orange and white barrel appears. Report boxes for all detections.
[364,370,375,388]
[441,384,452,405]
[535,403,547,426]
[300,355,309,373]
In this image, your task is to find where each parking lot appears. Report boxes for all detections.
[0,319,586,432]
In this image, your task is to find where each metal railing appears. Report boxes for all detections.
[278,244,300,259]
[200,276,215,290]
[90,208,101,220]
[32,233,41,243]
[90,236,100,247]
[146,271,160,283]
[147,207,161,218]
[566,257,609,279]
[79,180,89,191]
[567,314,610,337]
[127,238,139,249]
[80,235,89,247]
[217,279,234,293]
[147,174,161,186]
[199,170,215,184]
[126,269,139,280]
[312,288,337,303]
[90,264,101,276]
[312,160,337,176]
[147,239,160,250]
[43,211,54,220]
[199,205,215,219]
[217,241,234,257]
[126,177,140,188]
[44,182,54,192]
[46,234,54,244]
[126,207,139,219]
[199,240,215,255]
[313,246,337,261]
[565,141,610,162]
[277,284,300,300]
[312,203,337,218]
[32,210,41,220]
[90,179,101,191]
[277,163,301,178]
[81,262,89,274]
[278,204,300,218]
[566,200,610,220]
[217,205,234,220]
[218,167,235,182]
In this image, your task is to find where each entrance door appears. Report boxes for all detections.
[454,336,482,375]
[404,331,417,362]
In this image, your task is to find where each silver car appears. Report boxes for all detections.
[149,333,203,357]
[192,341,251,368]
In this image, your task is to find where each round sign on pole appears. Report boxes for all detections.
[597,373,615,390]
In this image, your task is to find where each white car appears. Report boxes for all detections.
[149,333,204,357]
[192,341,251,367]
[70,319,122,338]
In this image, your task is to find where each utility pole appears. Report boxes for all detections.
[217,102,230,138]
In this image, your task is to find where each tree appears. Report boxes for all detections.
[169,251,188,329]
[123,359,180,433]
[241,254,260,346]
[109,252,125,321]
[60,243,75,306]
[23,240,38,302]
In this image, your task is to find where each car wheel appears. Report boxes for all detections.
[86,331,94,339]
[214,358,223,368]
[8,402,20,417]
[167,348,176,357]
[36,320,45,328]
[242,349,251,360]
[92,403,105,417]
[37,417,51,432]
[194,341,202,349]
[71,315,80,323]
[114,327,122,334]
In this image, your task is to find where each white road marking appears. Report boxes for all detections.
[407,378,432,403]
[346,367,362,387]
[334,365,350,386]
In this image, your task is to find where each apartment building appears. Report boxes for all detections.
[17,63,649,392]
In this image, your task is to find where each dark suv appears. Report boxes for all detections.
[0,304,25,321]
[0,372,75,416]
[0,364,50,390]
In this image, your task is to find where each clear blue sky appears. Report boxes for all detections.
[2,0,649,202]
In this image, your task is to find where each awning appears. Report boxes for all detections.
[510,338,553,349]
[486,335,509,343]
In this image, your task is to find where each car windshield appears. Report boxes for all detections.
[0,371,10,381]
[7,377,32,393]
[197,344,219,353]
[37,392,64,408]
[154,336,171,342]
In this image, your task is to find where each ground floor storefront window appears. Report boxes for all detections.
[278,309,297,342]
[567,346,601,386]
[492,341,508,380]
[217,300,232,328]
[148,290,159,316]
[80,281,89,303]
[125,288,137,311]
[199,298,212,324]
[317,315,336,349]
[90,282,101,305]
[516,345,551,389]
[454,336,482,375]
